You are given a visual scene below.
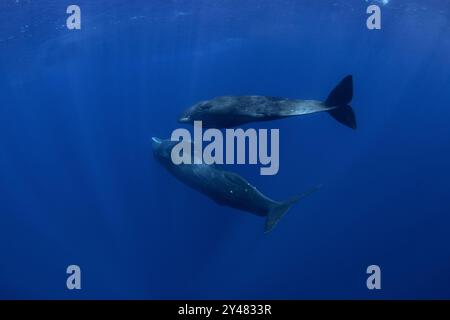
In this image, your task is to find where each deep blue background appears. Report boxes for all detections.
[0,0,449,299]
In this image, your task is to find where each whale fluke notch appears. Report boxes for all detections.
[325,75,357,129]
[264,185,322,233]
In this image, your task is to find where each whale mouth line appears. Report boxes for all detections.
[152,137,162,144]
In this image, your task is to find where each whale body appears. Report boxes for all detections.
[179,75,356,129]
[152,137,318,233]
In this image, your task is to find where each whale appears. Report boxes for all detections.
[152,137,319,233]
[178,75,356,129]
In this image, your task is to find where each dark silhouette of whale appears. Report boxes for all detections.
[152,137,319,233]
[178,75,355,129]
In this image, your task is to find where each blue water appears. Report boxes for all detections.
[0,0,449,299]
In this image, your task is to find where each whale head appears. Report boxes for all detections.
[178,100,213,124]
[151,136,162,150]
[152,137,170,161]
[178,109,194,124]
[152,137,180,165]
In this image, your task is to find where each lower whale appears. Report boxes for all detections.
[178,75,356,129]
[152,137,319,233]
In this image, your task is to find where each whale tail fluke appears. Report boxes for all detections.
[264,185,322,233]
[325,75,356,129]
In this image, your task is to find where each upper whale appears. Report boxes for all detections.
[178,75,356,129]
